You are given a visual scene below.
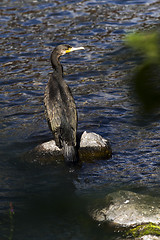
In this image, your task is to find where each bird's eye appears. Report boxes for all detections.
[65,48,72,53]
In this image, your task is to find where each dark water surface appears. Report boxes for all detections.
[0,0,160,239]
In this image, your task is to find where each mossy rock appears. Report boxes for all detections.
[126,223,160,238]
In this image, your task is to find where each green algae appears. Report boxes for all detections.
[126,223,160,238]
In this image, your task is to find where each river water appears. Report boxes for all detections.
[0,0,160,239]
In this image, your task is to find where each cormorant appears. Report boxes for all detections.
[44,44,84,163]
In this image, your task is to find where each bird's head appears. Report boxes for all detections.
[54,44,84,57]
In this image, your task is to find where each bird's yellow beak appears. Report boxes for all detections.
[66,46,84,54]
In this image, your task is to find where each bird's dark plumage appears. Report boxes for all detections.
[44,44,84,163]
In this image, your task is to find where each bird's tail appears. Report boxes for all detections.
[62,142,79,164]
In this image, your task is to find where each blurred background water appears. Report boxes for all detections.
[0,0,160,239]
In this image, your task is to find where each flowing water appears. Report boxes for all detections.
[0,0,160,239]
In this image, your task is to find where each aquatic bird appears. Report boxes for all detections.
[44,44,84,163]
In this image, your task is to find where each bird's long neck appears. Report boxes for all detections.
[50,51,63,78]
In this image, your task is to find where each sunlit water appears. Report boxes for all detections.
[0,0,160,239]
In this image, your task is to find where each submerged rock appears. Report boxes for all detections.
[26,131,112,164]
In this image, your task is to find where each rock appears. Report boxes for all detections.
[34,140,62,156]
[90,190,160,239]
[79,131,112,161]
[80,131,108,148]
[26,131,112,164]
[137,235,160,240]
[91,191,160,227]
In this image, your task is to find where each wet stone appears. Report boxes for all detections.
[137,235,160,240]
[90,191,160,239]
[91,190,160,227]
[26,131,112,164]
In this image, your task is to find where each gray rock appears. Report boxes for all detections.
[137,236,160,240]
[79,131,112,161]
[107,235,160,240]
[34,140,61,154]
[91,190,160,227]
[26,131,112,164]
[80,131,109,148]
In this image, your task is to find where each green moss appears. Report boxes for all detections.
[126,223,160,238]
